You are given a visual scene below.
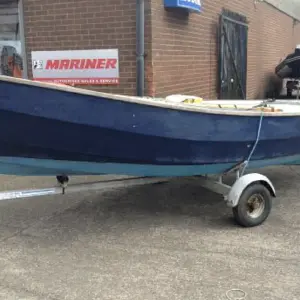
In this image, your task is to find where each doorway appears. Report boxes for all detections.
[218,9,248,99]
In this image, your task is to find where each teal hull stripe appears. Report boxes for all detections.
[0,155,299,176]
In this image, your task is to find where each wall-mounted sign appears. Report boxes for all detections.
[31,49,119,85]
[164,0,202,13]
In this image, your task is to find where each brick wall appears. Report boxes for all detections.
[22,0,138,95]
[22,0,300,99]
[150,0,300,99]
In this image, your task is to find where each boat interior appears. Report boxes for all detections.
[164,95,300,113]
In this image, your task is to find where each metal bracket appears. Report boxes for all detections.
[196,176,231,196]
[223,161,247,178]
[293,19,300,27]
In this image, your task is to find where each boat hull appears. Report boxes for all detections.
[1,77,300,176]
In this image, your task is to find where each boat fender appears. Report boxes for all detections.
[226,173,276,208]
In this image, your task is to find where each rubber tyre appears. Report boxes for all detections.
[232,183,272,227]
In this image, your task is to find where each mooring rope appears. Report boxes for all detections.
[240,110,264,176]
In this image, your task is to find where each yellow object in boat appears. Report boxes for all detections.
[183,97,204,104]
[216,104,238,109]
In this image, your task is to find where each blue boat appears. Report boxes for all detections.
[1,75,300,177]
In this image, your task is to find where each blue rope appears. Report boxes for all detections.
[240,110,264,176]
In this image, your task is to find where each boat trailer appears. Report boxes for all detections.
[0,163,276,228]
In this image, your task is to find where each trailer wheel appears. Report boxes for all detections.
[232,183,272,227]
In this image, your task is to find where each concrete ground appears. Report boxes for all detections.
[0,166,299,300]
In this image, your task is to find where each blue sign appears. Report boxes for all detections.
[164,0,202,13]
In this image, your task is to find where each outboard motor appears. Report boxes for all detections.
[0,45,23,77]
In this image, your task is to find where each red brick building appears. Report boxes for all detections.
[1,0,300,99]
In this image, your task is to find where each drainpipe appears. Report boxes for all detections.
[18,0,28,79]
[136,0,145,97]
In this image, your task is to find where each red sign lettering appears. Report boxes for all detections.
[45,58,118,70]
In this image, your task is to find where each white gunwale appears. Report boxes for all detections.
[1,75,300,117]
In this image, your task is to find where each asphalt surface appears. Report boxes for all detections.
[0,167,299,300]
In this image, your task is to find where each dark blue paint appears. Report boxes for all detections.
[1,80,300,170]
[164,0,202,13]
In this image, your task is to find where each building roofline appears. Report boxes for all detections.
[263,0,300,22]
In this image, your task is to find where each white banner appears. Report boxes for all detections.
[31,49,119,85]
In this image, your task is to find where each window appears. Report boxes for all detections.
[0,0,26,78]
